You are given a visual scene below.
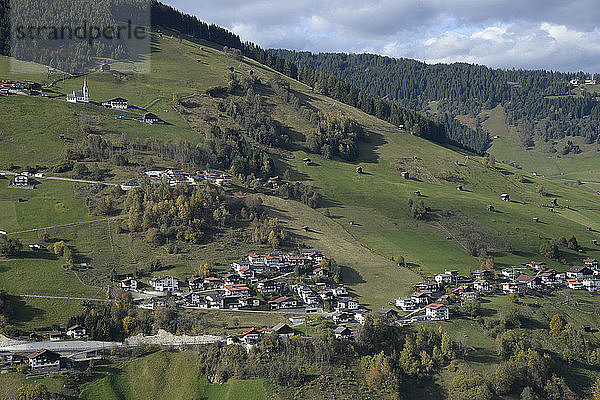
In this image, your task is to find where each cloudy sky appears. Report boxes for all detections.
[165,0,600,72]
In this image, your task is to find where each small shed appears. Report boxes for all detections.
[414,191,422,197]
[587,226,592,231]
[533,217,539,223]
[487,205,495,212]
[592,240,598,246]
[401,171,409,180]
[456,185,463,191]
[501,193,510,202]
[549,198,557,206]
[303,158,311,165]
[355,166,363,174]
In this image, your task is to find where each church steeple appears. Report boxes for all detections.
[82,78,89,102]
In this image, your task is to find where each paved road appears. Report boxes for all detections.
[14,294,109,302]
[0,170,118,186]
[5,215,127,235]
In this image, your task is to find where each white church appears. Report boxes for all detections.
[66,78,89,103]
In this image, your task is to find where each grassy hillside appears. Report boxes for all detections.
[80,351,268,400]
[485,105,600,186]
[2,31,600,396]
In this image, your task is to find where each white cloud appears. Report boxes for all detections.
[164,0,600,71]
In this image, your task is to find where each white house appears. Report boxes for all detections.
[435,273,454,285]
[395,297,417,311]
[149,275,179,292]
[120,277,138,291]
[66,79,89,103]
[66,325,88,339]
[28,349,61,372]
[102,97,128,109]
[336,298,358,310]
[502,282,526,294]
[425,303,449,320]
[582,278,600,292]
[473,280,492,292]
[566,266,594,281]
[14,175,29,186]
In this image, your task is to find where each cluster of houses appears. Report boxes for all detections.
[5,170,44,188]
[138,169,232,189]
[392,259,600,323]
[500,259,600,293]
[120,250,366,325]
[0,79,42,96]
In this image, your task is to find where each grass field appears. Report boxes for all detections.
[485,105,600,185]
[80,351,269,400]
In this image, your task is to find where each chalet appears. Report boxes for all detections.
[354,309,369,324]
[268,296,297,310]
[257,280,278,295]
[538,269,558,285]
[120,277,138,291]
[14,175,29,186]
[566,266,594,281]
[330,285,348,297]
[566,278,584,290]
[333,326,353,340]
[28,349,61,372]
[460,291,480,303]
[312,267,329,278]
[374,308,398,321]
[332,310,355,324]
[239,297,260,307]
[223,273,242,285]
[240,327,264,344]
[584,259,598,269]
[149,275,179,292]
[66,325,88,339]
[224,284,251,298]
[472,270,494,280]
[187,276,205,291]
[336,298,358,310]
[473,280,493,292]
[502,281,526,294]
[582,278,600,292]
[501,268,519,280]
[66,79,89,103]
[271,323,295,336]
[515,274,542,290]
[395,297,417,311]
[205,294,225,309]
[415,281,439,292]
[143,113,161,124]
[318,289,334,301]
[411,291,430,305]
[425,303,449,320]
[435,273,454,285]
[526,261,547,271]
[47,331,62,341]
[181,292,204,307]
[203,276,224,290]
[102,97,128,110]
